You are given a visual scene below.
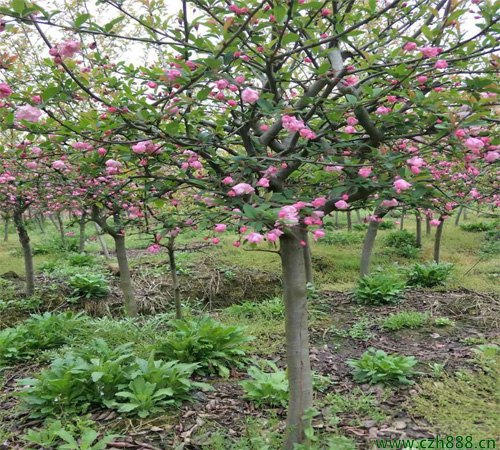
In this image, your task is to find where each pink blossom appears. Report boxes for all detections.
[312,197,326,208]
[215,79,229,90]
[222,176,233,185]
[147,82,158,88]
[16,105,42,123]
[282,115,305,132]
[278,205,299,224]
[244,232,265,244]
[347,117,358,126]
[366,215,382,223]
[455,129,466,137]
[299,128,316,139]
[211,238,220,244]
[52,160,66,170]
[376,106,391,115]
[257,177,270,187]
[434,59,448,69]
[59,40,81,58]
[241,88,259,103]
[407,156,425,167]
[465,137,485,152]
[313,229,325,241]
[164,69,181,82]
[403,42,417,51]
[321,8,332,16]
[345,126,356,133]
[26,162,38,170]
[393,179,412,192]
[148,244,161,254]
[387,95,398,103]
[419,46,442,58]
[334,200,349,209]
[325,165,344,172]
[485,151,500,162]
[232,183,255,195]
[358,167,372,178]
[416,76,428,84]
[0,83,12,99]
[215,224,227,232]
[267,229,284,242]
[430,219,441,227]
[235,76,245,84]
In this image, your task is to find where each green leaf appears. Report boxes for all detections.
[273,5,287,23]
[103,15,125,32]
[282,33,299,45]
[42,86,60,102]
[345,94,358,106]
[75,13,91,28]
[12,0,24,15]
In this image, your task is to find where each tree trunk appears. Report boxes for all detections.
[334,211,339,228]
[360,220,381,277]
[400,208,405,230]
[113,234,138,317]
[94,222,111,259]
[356,210,362,224]
[347,211,352,232]
[56,212,66,248]
[280,230,313,450]
[454,206,463,226]
[463,208,468,221]
[36,215,45,234]
[79,213,86,252]
[3,218,9,242]
[433,218,445,263]
[303,231,314,285]
[167,236,182,320]
[48,214,58,229]
[416,214,422,248]
[426,216,431,235]
[13,211,35,296]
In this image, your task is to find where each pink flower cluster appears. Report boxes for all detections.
[0,83,12,99]
[131,141,162,155]
[49,40,81,59]
[282,115,316,139]
[181,150,203,171]
[15,105,42,123]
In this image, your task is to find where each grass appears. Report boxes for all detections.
[381,311,430,331]
[411,360,500,441]
[1,212,499,294]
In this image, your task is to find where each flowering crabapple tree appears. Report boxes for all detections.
[1,0,500,447]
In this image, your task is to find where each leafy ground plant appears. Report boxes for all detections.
[381,311,430,331]
[154,315,253,377]
[347,349,419,386]
[331,317,375,341]
[0,312,88,365]
[240,360,288,407]
[17,341,208,419]
[434,317,455,327]
[406,261,453,287]
[68,274,110,299]
[385,230,420,258]
[353,272,406,305]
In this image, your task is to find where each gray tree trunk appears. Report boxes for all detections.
[400,208,405,230]
[454,206,463,226]
[79,213,86,252]
[56,212,66,248]
[347,211,352,232]
[13,211,35,296]
[302,232,314,285]
[334,211,339,228]
[463,208,468,220]
[3,218,9,242]
[114,234,138,317]
[94,222,111,259]
[167,236,182,319]
[416,214,422,248]
[426,216,431,235]
[36,215,45,234]
[360,221,380,277]
[280,230,313,450]
[434,218,445,263]
[356,210,362,224]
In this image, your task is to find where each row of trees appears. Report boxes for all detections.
[1,0,499,447]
